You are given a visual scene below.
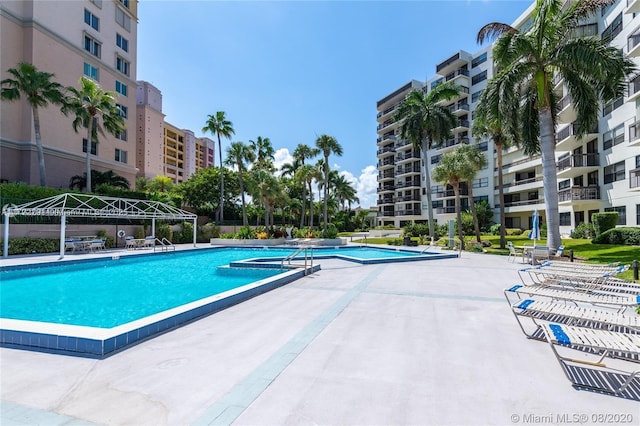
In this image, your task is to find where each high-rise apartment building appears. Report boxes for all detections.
[1,0,139,188]
[376,0,640,233]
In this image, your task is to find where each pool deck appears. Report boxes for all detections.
[1,244,637,425]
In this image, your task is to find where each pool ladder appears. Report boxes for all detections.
[153,237,176,252]
[281,246,314,276]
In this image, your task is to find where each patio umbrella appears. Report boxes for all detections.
[529,209,541,246]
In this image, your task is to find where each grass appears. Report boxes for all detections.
[352,234,639,282]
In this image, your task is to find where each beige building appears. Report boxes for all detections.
[1,0,139,188]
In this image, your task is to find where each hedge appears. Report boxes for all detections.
[592,212,618,237]
[592,227,640,245]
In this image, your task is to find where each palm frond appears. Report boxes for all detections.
[477,22,517,45]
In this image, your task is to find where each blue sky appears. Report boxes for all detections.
[137,0,531,208]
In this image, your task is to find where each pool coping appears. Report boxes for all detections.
[0,245,455,358]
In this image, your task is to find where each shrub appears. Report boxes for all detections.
[0,237,59,255]
[322,223,339,239]
[386,238,402,246]
[592,212,618,237]
[236,226,257,239]
[156,224,172,241]
[570,222,594,239]
[198,223,220,241]
[489,224,501,235]
[468,243,484,252]
[592,227,640,245]
[294,227,319,238]
[173,221,193,243]
[133,227,145,239]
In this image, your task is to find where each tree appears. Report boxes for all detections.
[296,163,322,228]
[247,168,283,232]
[432,149,475,250]
[293,143,319,166]
[477,0,635,250]
[178,167,239,218]
[249,136,275,171]
[148,175,174,193]
[472,76,518,249]
[225,141,255,226]
[315,134,343,231]
[202,111,235,223]
[1,62,65,186]
[456,144,487,243]
[63,77,125,193]
[69,170,130,191]
[332,173,359,211]
[394,82,459,239]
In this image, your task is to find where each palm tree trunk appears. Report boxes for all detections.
[323,158,329,231]
[85,117,93,193]
[422,143,435,239]
[308,182,314,229]
[467,185,481,243]
[239,168,247,226]
[454,184,464,250]
[31,106,47,187]
[300,184,307,228]
[217,134,224,224]
[496,141,506,249]
[539,108,560,250]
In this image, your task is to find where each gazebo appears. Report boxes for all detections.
[2,193,198,259]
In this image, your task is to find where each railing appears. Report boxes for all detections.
[396,209,421,215]
[444,68,469,81]
[376,146,395,155]
[556,153,600,171]
[377,185,395,192]
[555,122,598,143]
[436,52,461,73]
[503,176,542,188]
[504,199,544,207]
[628,32,640,52]
[396,180,421,188]
[558,94,573,110]
[629,120,640,143]
[378,158,395,167]
[153,237,175,252]
[628,74,640,97]
[630,168,640,189]
[435,188,469,198]
[380,211,395,217]
[435,207,456,214]
[281,246,314,276]
[395,195,421,202]
[499,154,541,170]
[558,186,600,202]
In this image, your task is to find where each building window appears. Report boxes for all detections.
[115,149,127,163]
[430,154,441,165]
[82,138,97,155]
[115,103,128,119]
[471,70,487,85]
[603,123,624,150]
[587,170,598,186]
[604,206,626,225]
[559,212,571,226]
[602,96,623,116]
[472,177,488,188]
[477,141,488,152]
[115,80,127,96]
[115,129,127,141]
[471,90,483,103]
[83,62,99,81]
[116,33,128,52]
[118,0,130,8]
[84,34,101,58]
[115,7,131,31]
[558,179,570,190]
[84,9,99,31]
[603,160,625,184]
[602,12,622,43]
[471,52,487,68]
[116,56,130,76]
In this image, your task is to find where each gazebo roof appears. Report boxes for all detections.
[2,193,197,220]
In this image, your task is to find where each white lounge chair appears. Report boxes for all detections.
[141,236,155,248]
[507,242,522,263]
[125,236,137,250]
[505,284,640,311]
[541,323,640,396]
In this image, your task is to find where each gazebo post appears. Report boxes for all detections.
[151,218,156,238]
[3,213,9,258]
[193,217,197,247]
[59,214,66,260]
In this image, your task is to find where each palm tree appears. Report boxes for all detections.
[202,111,235,223]
[296,163,322,229]
[472,76,517,249]
[293,143,319,166]
[456,144,487,243]
[248,168,282,232]
[315,134,343,231]
[63,77,125,193]
[1,62,65,186]
[394,82,459,240]
[477,0,635,250]
[69,169,130,191]
[432,150,475,250]
[148,175,174,193]
[249,136,275,170]
[225,141,255,226]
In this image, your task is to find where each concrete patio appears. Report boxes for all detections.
[1,246,637,425]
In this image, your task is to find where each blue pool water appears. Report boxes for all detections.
[0,246,424,329]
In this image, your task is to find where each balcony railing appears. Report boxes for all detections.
[395,195,421,202]
[377,146,395,155]
[441,137,469,149]
[377,185,395,193]
[444,68,469,81]
[435,188,469,198]
[628,74,640,97]
[396,151,420,161]
[396,180,421,188]
[503,176,543,188]
[558,186,600,202]
[435,207,456,214]
[555,122,598,143]
[630,168,640,189]
[378,197,394,205]
[556,153,600,171]
[629,32,640,52]
[503,198,544,207]
[436,52,460,73]
[396,165,421,174]
[558,94,573,110]
[396,209,421,216]
[629,120,640,143]
[378,158,395,167]
[379,211,395,217]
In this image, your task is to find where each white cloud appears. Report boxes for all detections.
[339,164,378,209]
[273,148,294,176]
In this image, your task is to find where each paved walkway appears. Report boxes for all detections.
[1,246,637,425]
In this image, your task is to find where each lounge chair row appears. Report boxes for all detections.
[64,238,106,252]
[504,262,640,397]
[125,236,155,250]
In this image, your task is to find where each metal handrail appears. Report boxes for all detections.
[153,237,176,252]
[281,246,314,276]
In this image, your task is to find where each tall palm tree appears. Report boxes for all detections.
[225,141,255,226]
[250,136,275,170]
[333,174,359,211]
[279,158,302,179]
[293,143,319,166]
[248,168,282,232]
[63,77,125,193]
[432,150,475,250]
[477,0,635,250]
[297,163,322,229]
[202,111,235,223]
[472,76,517,249]
[1,62,65,186]
[315,134,343,231]
[456,144,487,243]
[394,82,459,240]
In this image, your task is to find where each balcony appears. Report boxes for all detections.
[447,102,470,116]
[556,153,600,179]
[436,51,469,76]
[378,157,395,169]
[396,151,420,162]
[628,29,640,57]
[552,74,563,89]
[452,119,470,132]
[396,209,421,216]
[629,120,640,146]
[396,179,421,189]
[627,74,640,103]
[627,0,640,15]
[439,136,469,151]
[377,145,395,156]
[444,68,470,84]
[555,122,598,150]
[503,198,544,208]
[377,104,398,120]
[377,184,395,193]
[630,168,640,191]
[435,207,456,214]
[379,211,395,217]
[558,186,600,204]
[377,196,395,206]
[434,188,469,199]
[378,171,394,181]
[395,139,411,148]
[377,119,395,131]
[378,134,396,145]
[396,165,421,176]
[501,176,543,191]
[557,94,576,124]
[395,195,421,202]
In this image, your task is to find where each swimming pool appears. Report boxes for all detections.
[0,246,455,357]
